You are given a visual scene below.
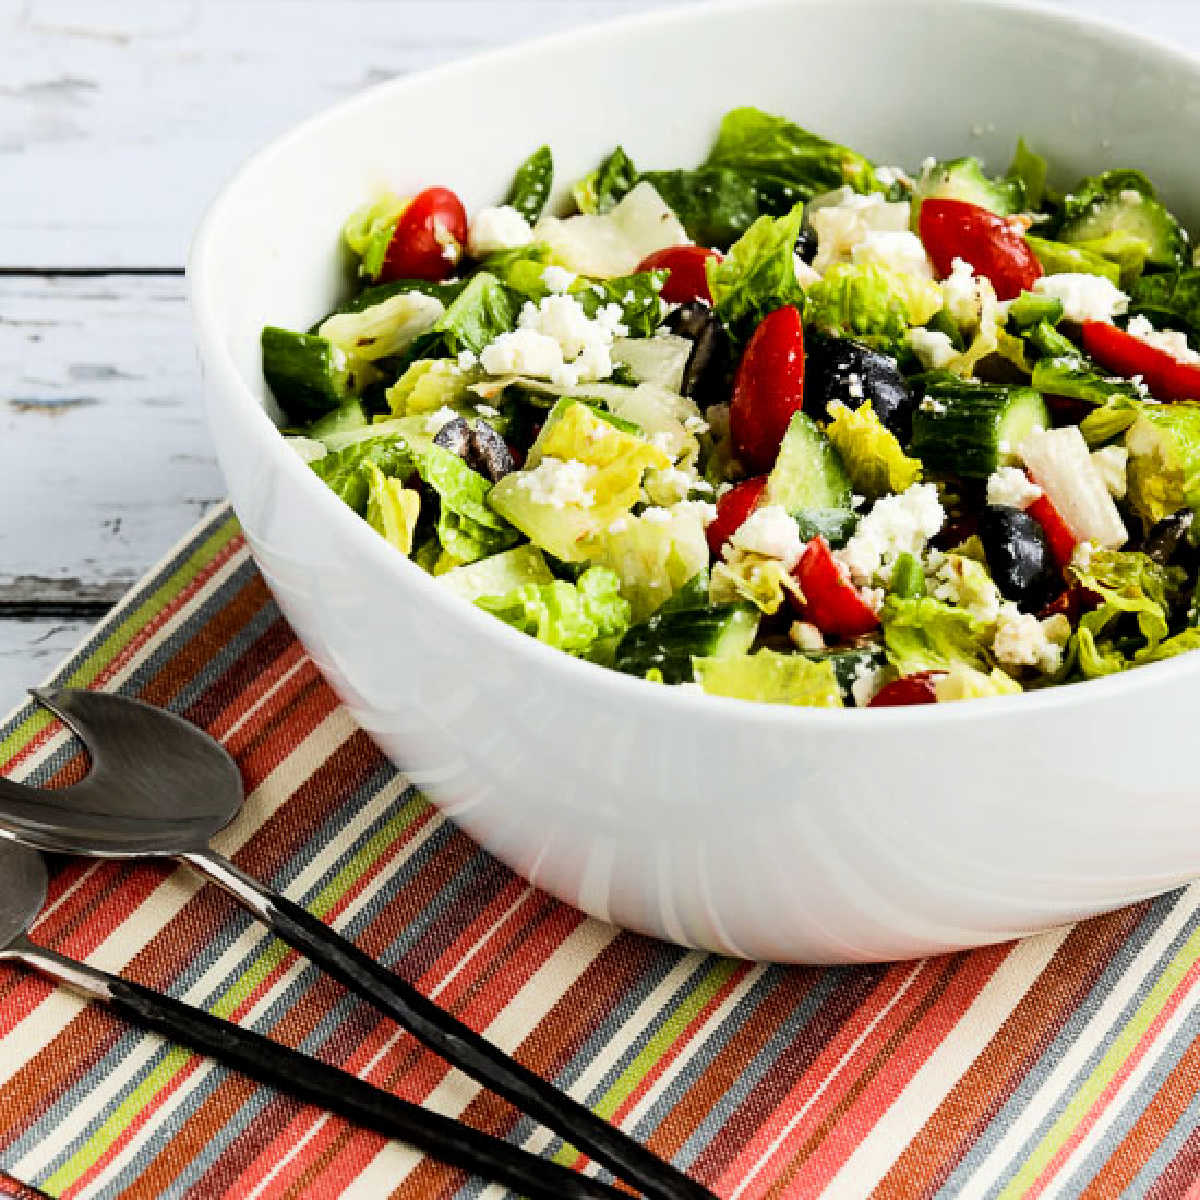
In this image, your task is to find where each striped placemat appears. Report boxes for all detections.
[2,505,1199,1199]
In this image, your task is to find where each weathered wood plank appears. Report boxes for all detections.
[0,0,684,267]
[0,273,223,610]
[0,616,91,695]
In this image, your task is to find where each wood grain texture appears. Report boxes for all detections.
[0,616,91,680]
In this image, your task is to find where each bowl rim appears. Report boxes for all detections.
[188,0,1200,727]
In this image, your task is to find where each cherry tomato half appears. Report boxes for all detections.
[868,672,943,707]
[918,198,1043,301]
[705,475,768,558]
[1026,492,1078,568]
[793,536,880,638]
[636,245,720,305]
[730,305,806,474]
[1081,320,1200,403]
[381,187,468,282]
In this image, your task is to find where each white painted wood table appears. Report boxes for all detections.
[1,0,1196,712]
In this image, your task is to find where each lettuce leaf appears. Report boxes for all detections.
[504,145,553,224]
[317,291,445,362]
[934,663,1023,701]
[477,566,631,654]
[637,167,768,249]
[365,463,420,555]
[428,272,519,357]
[704,107,879,199]
[881,596,990,675]
[574,270,668,338]
[310,435,414,514]
[438,544,554,601]
[805,262,941,352]
[825,401,922,499]
[709,552,799,616]
[1030,356,1143,408]
[572,146,639,214]
[343,191,409,280]
[692,649,844,708]
[1129,269,1200,344]
[1025,236,1121,285]
[706,202,807,344]
[386,358,477,416]
[1125,403,1200,524]
[1007,138,1048,210]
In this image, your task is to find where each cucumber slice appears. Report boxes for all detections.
[612,604,758,683]
[799,646,887,706]
[910,382,1049,478]
[914,157,1025,218]
[766,413,853,512]
[262,327,351,422]
[1058,185,1186,271]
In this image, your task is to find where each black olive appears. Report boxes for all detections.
[467,420,516,482]
[433,417,515,483]
[794,227,818,264]
[978,507,1060,613]
[1142,511,1195,567]
[432,416,471,457]
[664,302,730,405]
[804,331,917,439]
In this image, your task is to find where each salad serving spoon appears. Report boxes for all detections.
[0,838,623,1200]
[0,688,715,1200]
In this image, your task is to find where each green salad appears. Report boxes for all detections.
[262,106,1200,708]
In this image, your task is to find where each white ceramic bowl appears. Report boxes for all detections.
[190,0,1200,963]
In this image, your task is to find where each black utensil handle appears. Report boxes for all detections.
[104,975,623,1200]
[185,850,716,1200]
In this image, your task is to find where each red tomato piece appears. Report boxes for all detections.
[636,245,720,304]
[1081,320,1200,403]
[705,475,768,557]
[730,305,806,474]
[868,672,943,708]
[918,198,1043,301]
[381,187,468,282]
[793,536,881,638]
[1027,492,1077,568]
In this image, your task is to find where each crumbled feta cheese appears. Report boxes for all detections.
[834,483,946,585]
[851,229,933,280]
[467,204,533,256]
[941,257,980,327]
[514,457,596,508]
[849,659,886,708]
[794,256,823,288]
[473,403,499,418]
[541,265,576,293]
[479,329,565,377]
[690,479,714,494]
[683,414,710,435]
[515,293,623,387]
[1091,444,1128,499]
[810,188,910,272]
[874,165,913,190]
[908,327,958,371]
[646,465,696,506]
[933,556,1003,624]
[986,466,1043,510]
[424,406,460,435]
[640,506,673,524]
[678,499,718,526]
[729,504,804,569]
[789,621,826,652]
[1125,314,1200,365]
[607,517,630,535]
[457,348,479,371]
[1032,273,1129,324]
[993,608,1067,674]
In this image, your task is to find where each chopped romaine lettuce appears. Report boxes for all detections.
[824,400,922,498]
[426,272,518,358]
[704,107,879,199]
[934,663,1022,701]
[365,463,420,555]
[438,544,555,601]
[343,191,409,280]
[480,244,555,300]
[914,156,1025,217]
[572,146,639,215]
[805,262,941,352]
[1006,292,1064,331]
[1129,269,1200,344]
[881,596,990,675]
[386,358,477,416]
[1030,356,1143,407]
[706,202,807,344]
[573,270,668,338]
[309,435,414,514]
[504,145,554,224]
[1007,138,1048,210]
[1025,236,1121,285]
[692,649,844,707]
[1124,402,1200,524]
[710,552,798,616]
[477,566,631,655]
[637,167,765,249]
[317,291,445,361]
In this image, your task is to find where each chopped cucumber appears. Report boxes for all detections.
[914,157,1025,217]
[1006,292,1064,331]
[910,381,1049,478]
[1030,357,1142,406]
[613,604,758,683]
[262,327,351,422]
[1025,236,1120,286]
[1058,181,1187,271]
[305,399,368,440]
[799,646,888,706]
[766,413,853,512]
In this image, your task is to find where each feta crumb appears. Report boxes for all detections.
[849,659,886,708]
[1125,314,1200,365]
[834,483,946,585]
[789,621,826,652]
[515,457,596,508]
[1091,444,1129,499]
[678,499,718,526]
[479,329,564,378]
[474,403,499,418]
[851,229,933,280]
[908,327,958,371]
[515,293,622,386]
[729,504,804,569]
[941,257,980,327]
[874,165,913,189]
[683,414,711,435]
[993,608,1066,674]
[846,372,865,400]
[457,348,479,371]
[794,256,823,288]
[986,466,1043,510]
[424,406,460,435]
[467,204,533,257]
[810,188,910,273]
[541,265,576,293]
[1031,273,1129,324]
[640,506,673,524]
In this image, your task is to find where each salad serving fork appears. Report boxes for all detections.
[0,688,715,1200]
